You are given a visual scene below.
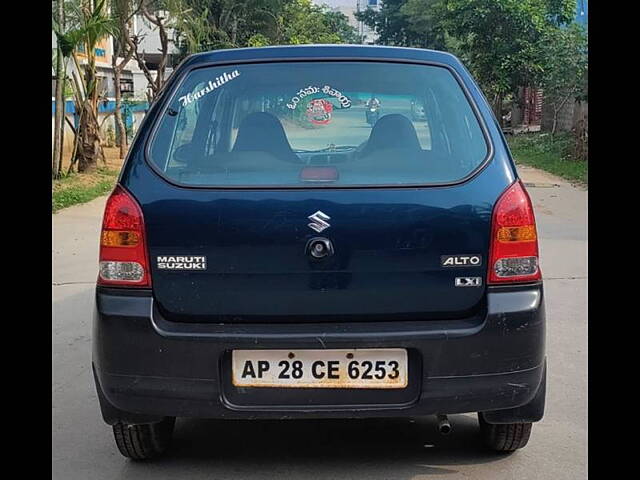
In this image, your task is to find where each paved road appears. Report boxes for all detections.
[52,167,587,479]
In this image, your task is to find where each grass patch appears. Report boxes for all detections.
[52,167,119,213]
[507,132,587,185]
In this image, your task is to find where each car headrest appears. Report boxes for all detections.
[360,114,422,157]
[232,112,299,163]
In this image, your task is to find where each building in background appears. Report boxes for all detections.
[133,12,181,89]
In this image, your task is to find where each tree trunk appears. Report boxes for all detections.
[492,94,504,128]
[75,65,104,173]
[76,103,100,173]
[156,20,168,94]
[231,15,238,45]
[133,1,172,102]
[551,92,573,137]
[112,1,136,161]
[52,0,65,178]
[59,113,65,176]
[551,107,558,136]
[67,110,82,174]
[113,68,127,159]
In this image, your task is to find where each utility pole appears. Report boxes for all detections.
[356,0,364,44]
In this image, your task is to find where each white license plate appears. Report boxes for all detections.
[232,349,408,389]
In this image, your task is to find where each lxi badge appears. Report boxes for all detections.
[455,277,482,287]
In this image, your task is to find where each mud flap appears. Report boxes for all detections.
[480,359,546,424]
[92,365,164,426]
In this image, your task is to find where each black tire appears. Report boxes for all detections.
[478,413,532,452]
[112,417,175,460]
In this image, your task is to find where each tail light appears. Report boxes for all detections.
[97,185,151,287]
[488,180,541,284]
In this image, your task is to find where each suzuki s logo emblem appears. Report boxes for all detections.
[308,211,331,233]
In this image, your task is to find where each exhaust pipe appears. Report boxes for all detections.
[436,414,451,435]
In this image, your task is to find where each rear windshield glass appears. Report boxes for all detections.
[148,61,489,187]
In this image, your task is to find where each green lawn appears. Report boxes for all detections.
[52,167,119,213]
[507,132,587,185]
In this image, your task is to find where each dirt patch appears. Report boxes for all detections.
[518,164,566,186]
[60,145,126,173]
[103,147,126,169]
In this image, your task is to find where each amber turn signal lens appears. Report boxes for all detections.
[101,230,140,247]
[497,225,537,243]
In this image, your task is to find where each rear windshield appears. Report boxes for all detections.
[148,61,489,187]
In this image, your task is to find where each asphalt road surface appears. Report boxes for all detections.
[52,166,587,480]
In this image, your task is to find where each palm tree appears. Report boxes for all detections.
[54,0,117,173]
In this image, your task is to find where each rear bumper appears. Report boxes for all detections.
[92,284,545,423]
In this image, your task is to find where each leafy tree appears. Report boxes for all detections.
[281,0,342,44]
[539,23,587,134]
[173,0,284,59]
[247,32,271,47]
[322,8,362,44]
[434,0,577,121]
[174,4,223,54]
[356,0,579,125]
[401,0,448,50]
[172,0,358,59]
[355,0,444,48]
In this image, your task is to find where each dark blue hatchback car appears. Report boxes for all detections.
[92,45,545,459]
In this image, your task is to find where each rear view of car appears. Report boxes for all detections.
[92,45,545,460]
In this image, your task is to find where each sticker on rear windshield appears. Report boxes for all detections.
[178,70,240,107]
[286,85,351,110]
[306,99,333,125]
[441,255,482,267]
[157,256,207,270]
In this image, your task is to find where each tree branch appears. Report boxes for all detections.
[127,33,157,92]
[99,111,115,128]
[64,115,77,135]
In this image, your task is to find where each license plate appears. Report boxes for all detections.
[231,349,408,389]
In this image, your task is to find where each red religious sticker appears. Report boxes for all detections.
[306,99,333,125]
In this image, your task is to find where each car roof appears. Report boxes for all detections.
[179,45,464,70]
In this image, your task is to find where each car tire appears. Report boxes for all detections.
[478,413,532,452]
[112,417,176,460]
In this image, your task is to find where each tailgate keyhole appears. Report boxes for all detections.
[306,237,334,259]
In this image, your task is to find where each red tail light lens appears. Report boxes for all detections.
[488,180,541,284]
[98,185,151,287]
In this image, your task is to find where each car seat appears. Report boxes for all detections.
[359,114,422,157]
[232,112,300,164]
